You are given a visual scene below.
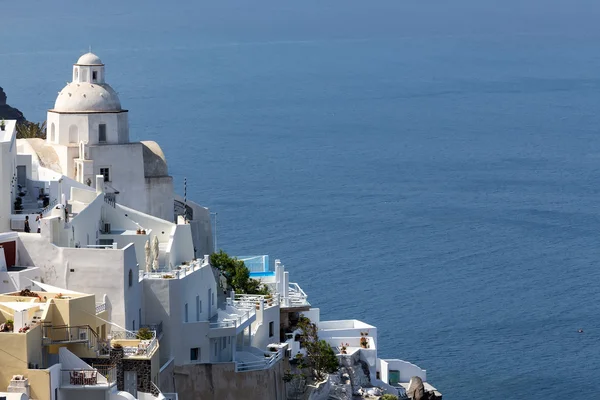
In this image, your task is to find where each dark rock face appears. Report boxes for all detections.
[0,86,27,123]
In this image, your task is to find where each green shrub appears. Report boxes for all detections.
[136,327,154,340]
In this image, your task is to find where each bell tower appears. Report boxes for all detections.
[72,52,105,84]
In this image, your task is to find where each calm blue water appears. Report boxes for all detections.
[3,1,600,398]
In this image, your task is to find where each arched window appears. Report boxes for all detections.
[50,123,55,142]
[69,125,78,144]
[74,68,79,82]
[128,269,133,287]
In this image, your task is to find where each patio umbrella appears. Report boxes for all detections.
[144,240,151,273]
[152,235,160,272]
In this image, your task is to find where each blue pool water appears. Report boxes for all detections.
[249,272,276,278]
[3,1,600,398]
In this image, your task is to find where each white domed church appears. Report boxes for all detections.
[42,52,175,221]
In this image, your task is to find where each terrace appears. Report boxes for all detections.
[42,324,98,347]
[60,365,116,389]
[139,256,209,281]
[235,344,287,372]
[229,293,279,310]
[281,282,310,309]
[101,329,159,358]
[208,300,256,337]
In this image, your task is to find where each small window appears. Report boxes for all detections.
[269,321,274,337]
[190,347,199,361]
[92,71,98,81]
[184,303,188,323]
[222,337,226,349]
[212,293,215,305]
[100,167,110,182]
[74,68,79,81]
[196,295,200,321]
[128,269,133,287]
[99,124,107,142]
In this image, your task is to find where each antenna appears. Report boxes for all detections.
[89,45,92,53]
[184,177,187,223]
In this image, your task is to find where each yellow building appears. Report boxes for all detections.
[0,284,163,400]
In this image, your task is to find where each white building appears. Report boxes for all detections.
[0,52,440,400]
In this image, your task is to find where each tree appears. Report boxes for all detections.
[210,250,269,295]
[381,395,399,400]
[283,370,307,400]
[297,316,339,381]
[16,121,46,139]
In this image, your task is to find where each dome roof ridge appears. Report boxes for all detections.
[76,52,103,66]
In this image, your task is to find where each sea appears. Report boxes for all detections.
[2,0,600,398]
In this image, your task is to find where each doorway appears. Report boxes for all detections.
[124,371,137,397]
[17,165,26,187]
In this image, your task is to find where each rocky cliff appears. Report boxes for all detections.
[0,86,27,123]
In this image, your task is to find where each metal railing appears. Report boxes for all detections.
[142,322,163,338]
[104,193,116,207]
[235,347,285,372]
[41,199,58,215]
[96,302,106,314]
[42,324,98,349]
[111,329,156,340]
[61,365,116,386]
[120,337,158,358]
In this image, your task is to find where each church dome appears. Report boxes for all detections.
[53,82,122,112]
[76,52,104,66]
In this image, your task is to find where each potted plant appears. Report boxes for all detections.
[136,327,154,340]
[360,332,369,348]
[136,228,142,234]
[340,342,349,354]
[0,119,5,131]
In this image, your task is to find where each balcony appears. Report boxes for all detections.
[141,322,163,338]
[139,257,209,281]
[235,345,286,372]
[42,324,97,348]
[61,365,116,389]
[229,293,279,310]
[208,304,256,338]
[109,330,158,358]
[95,302,106,314]
[281,282,310,309]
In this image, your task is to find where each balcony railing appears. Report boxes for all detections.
[43,324,97,349]
[235,347,285,372]
[96,302,106,314]
[110,329,158,358]
[61,365,116,387]
[139,258,209,280]
[111,329,156,340]
[209,308,255,330]
[231,294,279,309]
[281,282,310,308]
[141,322,163,338]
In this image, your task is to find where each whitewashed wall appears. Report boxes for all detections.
[144,262,218,366]
[17,233,140,329]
